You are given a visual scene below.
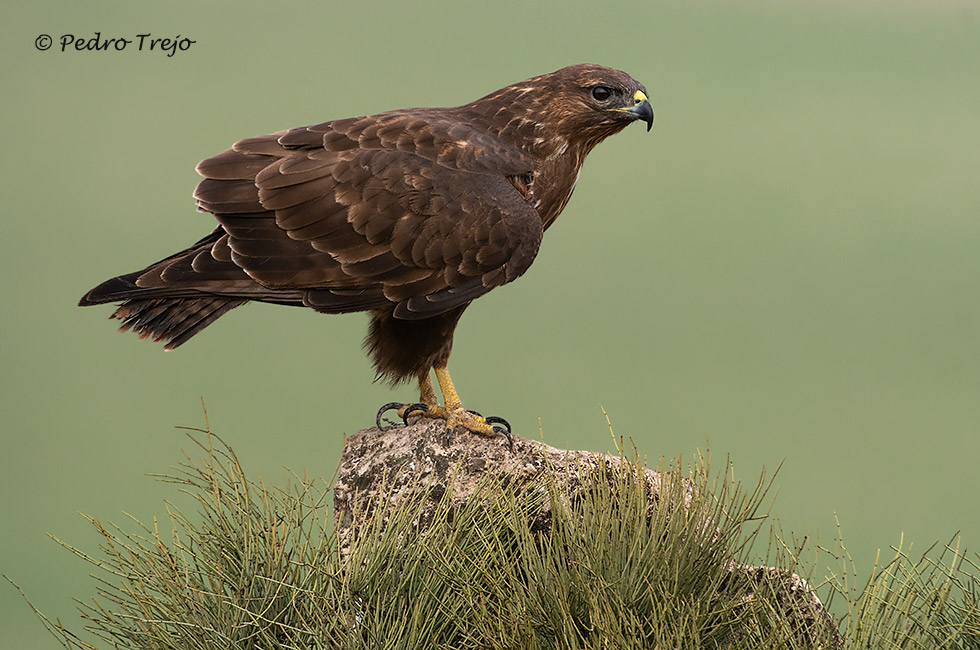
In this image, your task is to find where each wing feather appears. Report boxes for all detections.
[189,108,543,316]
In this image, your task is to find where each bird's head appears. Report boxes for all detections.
[546,63,653,135]
[474,64,652,156]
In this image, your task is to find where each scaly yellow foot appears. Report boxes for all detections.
[376,370,438,428]
[375,366,512,447]
[402,403,498,437]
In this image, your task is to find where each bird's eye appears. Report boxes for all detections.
[590,85,613,102]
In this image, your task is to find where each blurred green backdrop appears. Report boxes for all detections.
[3,0,978,646]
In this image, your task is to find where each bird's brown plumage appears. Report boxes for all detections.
[80,64,652,387]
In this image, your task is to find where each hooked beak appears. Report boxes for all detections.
[627,90,654,132]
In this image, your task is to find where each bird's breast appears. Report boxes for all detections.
[531,155,584,230]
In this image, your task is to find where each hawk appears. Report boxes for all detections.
[79,64,653,442]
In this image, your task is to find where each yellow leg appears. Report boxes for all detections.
[391,370,439,421]
[377,365,511,444]
[430,365,498,437]
[376,370,438,428]
[434,366,461,409]
[418,370,438,406]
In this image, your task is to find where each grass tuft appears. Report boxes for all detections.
[10,429,979,649]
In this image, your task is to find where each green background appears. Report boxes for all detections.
[3,0,978,646]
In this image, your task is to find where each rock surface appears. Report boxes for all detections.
[334,420,840,647]
[333,419,671,535]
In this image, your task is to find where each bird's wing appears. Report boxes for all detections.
[189,112,543,319]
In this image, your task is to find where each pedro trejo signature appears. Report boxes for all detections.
[40,32,196,57]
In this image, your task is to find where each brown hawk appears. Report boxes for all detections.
[79,64,653,442]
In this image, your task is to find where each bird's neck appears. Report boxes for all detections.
[532,153,586,230]
[454,88,619,229]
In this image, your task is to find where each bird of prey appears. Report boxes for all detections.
[79,63,653,442]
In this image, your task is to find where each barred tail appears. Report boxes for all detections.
[111,296,246,350]
[79,273,245,350]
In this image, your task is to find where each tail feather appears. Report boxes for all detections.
[79,272,209,306]
[79,272,143,306]
[79,230,254,349]
[111,296,246,350]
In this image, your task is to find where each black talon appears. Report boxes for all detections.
[467,409,483,418]
[485,416,511,433]
[402,403,430,426]
[485,416,514,451]
[376,402,404,430]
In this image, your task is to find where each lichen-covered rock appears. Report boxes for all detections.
[333,419,670,539]
[724,564,841,648]
[333,419,840,647]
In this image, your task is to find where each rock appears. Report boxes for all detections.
[726,564,842,648]
[333,420,840,647]
[333,419,674,539]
